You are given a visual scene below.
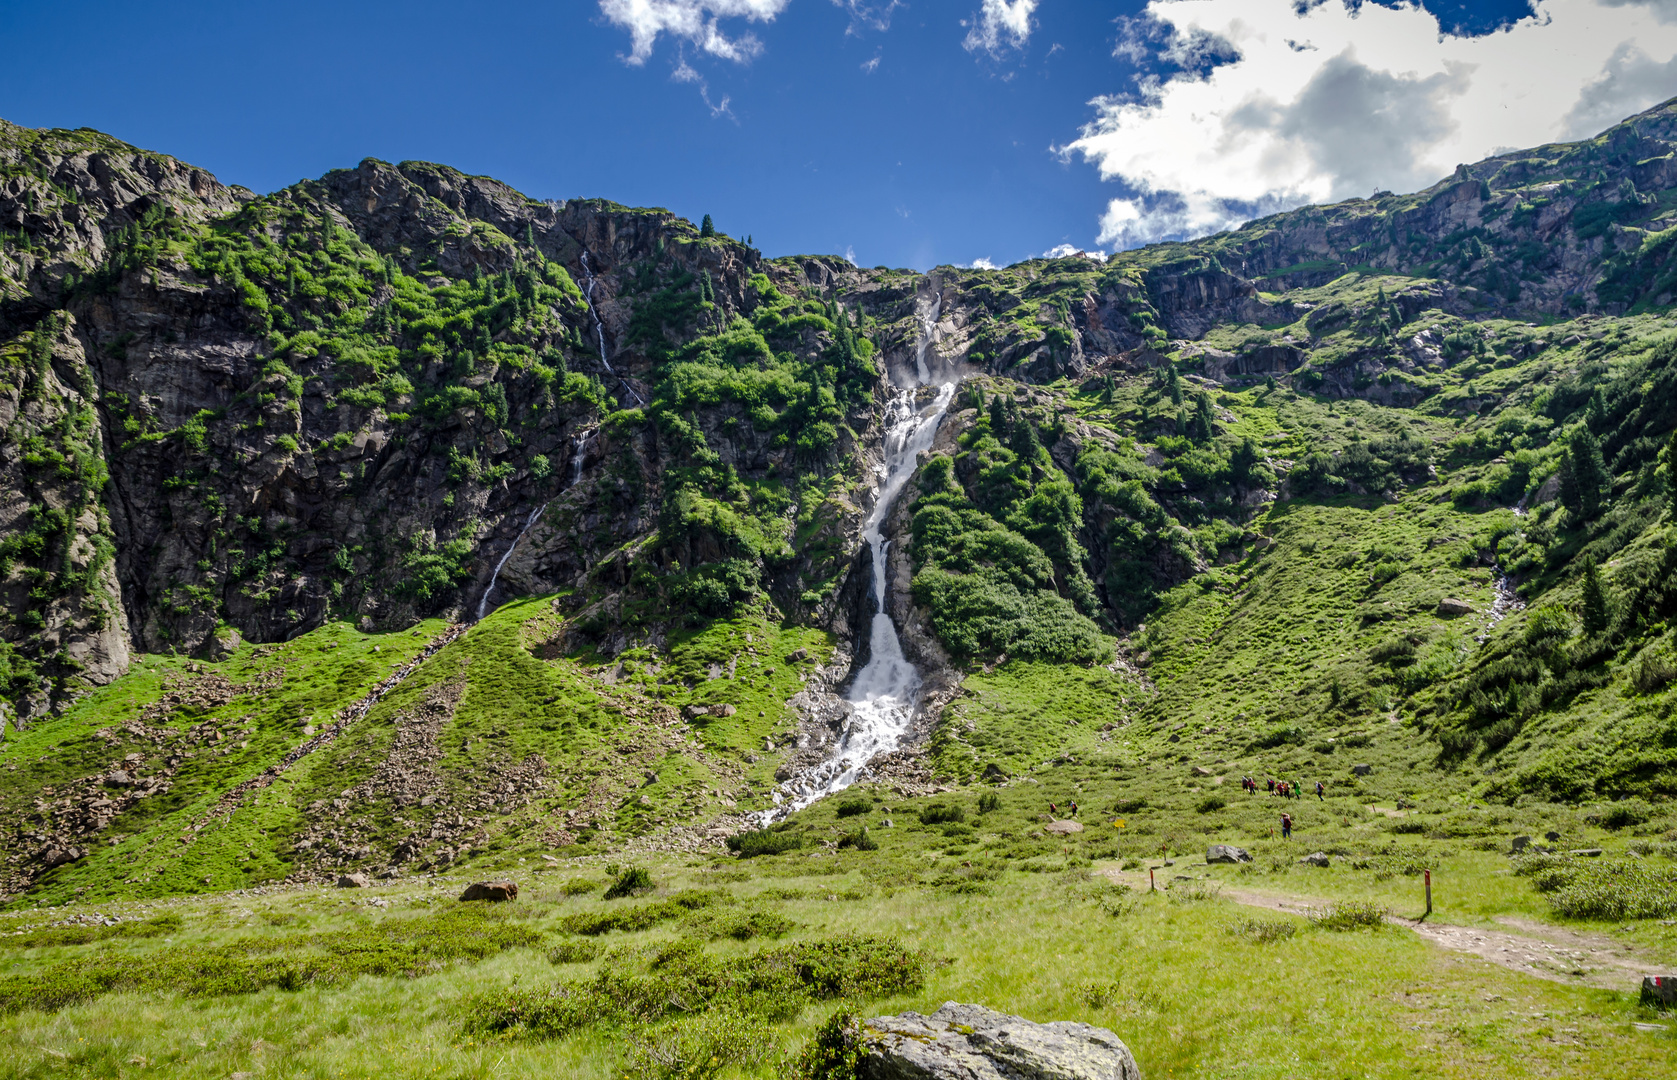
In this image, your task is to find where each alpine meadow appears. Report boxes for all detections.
[8,81,1677,1078]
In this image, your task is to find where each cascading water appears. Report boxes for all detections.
[578,250,644,407]
[773,290,957,812]
[474,433,588,622]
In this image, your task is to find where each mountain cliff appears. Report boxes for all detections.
[4,97,1677,901]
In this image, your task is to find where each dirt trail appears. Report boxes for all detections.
[1101,868,1669,990]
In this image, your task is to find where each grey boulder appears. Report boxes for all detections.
[861,1002,1141,1080]
[1206,844,1251,864]
[1300,851,1331,867]
[336,872,371,888]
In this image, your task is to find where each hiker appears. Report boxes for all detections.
[1296,781,1305,801]
[1069,800,1079,817]
[1049,802,1059,815]
[1315,780,1325,801]
[1281,812,1293,840]
[1266,777,1276,793]
[1279,781,1290,799]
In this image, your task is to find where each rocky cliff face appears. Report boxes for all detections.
[7,96,1677,719]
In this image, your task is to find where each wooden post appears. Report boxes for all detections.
[1149,867,1156,892]
[1425,869,1433,916]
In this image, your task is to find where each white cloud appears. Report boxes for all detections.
[1065,0,1677,249]
[861,54,881,73]
[963,0,1039,56]
[1041,244,1106,261]
[968,256,1000,269]
[598,0,791,65]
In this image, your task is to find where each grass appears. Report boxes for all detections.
[0,854,1672,1080]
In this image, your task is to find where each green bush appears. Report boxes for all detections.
[977,792,1002,814]
[548,940,603,964]
[623,1007,776,1080]
[1229,916,1298,943]
[1308,900,1387,931]
[726,830,804,858]
[604,866,656,900]
[837,827,879,851]
[835,797,872,818]
[1195,795,1227,814]
[919,804,966,825]
[787,1007,865,1080]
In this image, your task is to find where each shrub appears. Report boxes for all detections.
[726,830,804,858]
[1076,980,1123,1008]
[1195,795,1227,814]
[1516,854,1677,920]
[835,797,872,818]
[548,940,602,964]
[0,914,181,950]
[787,1007,865,1080]
[1229,917,1298,943]
[1599,798,1654,830]
[686,907,795,941]
[977,792,1002,814]
[919,804,966,825]
[560,877,599,896]
[837,827,878,851]
[604,866,656,899]
[623,1007,776,1080]
[1308,900,1386,931]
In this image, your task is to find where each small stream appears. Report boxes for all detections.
[578,250,644,407]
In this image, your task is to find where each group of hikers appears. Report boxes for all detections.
[1240,776,1325,801]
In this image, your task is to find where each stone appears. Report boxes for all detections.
[683,705,708,720]
[1300,851,1331,867]
[336,872,371,888]
[1206,844,1251,864]
[709,703,737,718]
[860,1001,1140,1080]
[1044,820,1084,835]
[105,770,134,787]
[1545,831,1561,842]
[981,762,1009,781]
[1167,733,1180,743]
[460,880,519,902]
[1437,597,1475,616]
[1511,835,1532,853]
[1192,765,1214,777]
[1569,848,1604,858]
[1352,764,1373,776]
[787,647,809,662]
[1642,976,1677,1007]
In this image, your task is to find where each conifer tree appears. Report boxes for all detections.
[700,214,715,238]
[1560,428,1610,518]
[1667,427,1677,519]
[1192,393,1216,441]
[1167,367,1183,405]
[1581,557,1614,634]
[988,395,1007,433]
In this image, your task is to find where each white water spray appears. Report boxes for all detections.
[474,434,588,622]
[774,289,957,812]
[578,250,644,407]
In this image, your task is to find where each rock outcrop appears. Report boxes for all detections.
[860,1002,1142,1080]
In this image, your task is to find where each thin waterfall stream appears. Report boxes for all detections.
[772,291,956,813]
[474,433,587,623]
[578,250,644,407]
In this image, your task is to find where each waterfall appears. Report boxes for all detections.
[773,288,957,812]
[474,501,551,623]
[578,250,644,407]
[474,434,588,623]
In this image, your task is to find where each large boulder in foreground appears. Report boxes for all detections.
[861,1002,1141,1080]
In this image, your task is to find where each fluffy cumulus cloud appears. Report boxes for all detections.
[598,0,792,65]
[1066,0,1677,249]
[963,0,1040,56]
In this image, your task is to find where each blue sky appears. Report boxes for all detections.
[1,1,1672,269]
